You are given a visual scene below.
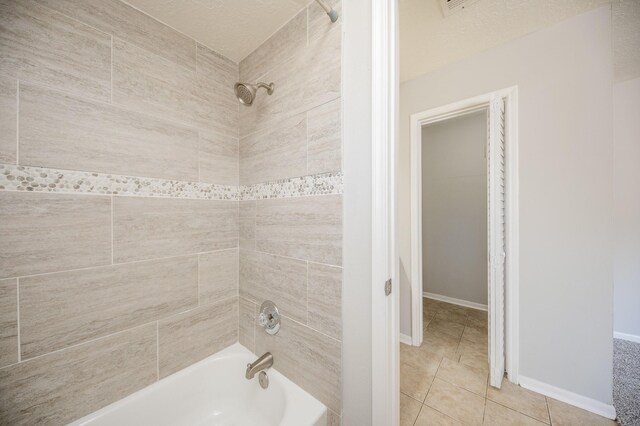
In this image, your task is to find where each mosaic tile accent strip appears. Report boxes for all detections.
[0,164,238,200]
[239,172,343,200]
[0,164,343,201]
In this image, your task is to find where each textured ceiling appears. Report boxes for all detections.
[400,0,640,83]
[122,0,311,63]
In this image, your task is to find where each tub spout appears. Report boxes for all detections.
[245,352,273,379]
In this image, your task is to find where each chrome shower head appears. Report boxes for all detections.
[234,82,274,106]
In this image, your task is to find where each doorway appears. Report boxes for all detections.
[408,88,519,389]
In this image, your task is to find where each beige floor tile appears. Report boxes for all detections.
[466,308,488,321]
[401,343,443,377]
[436,357,488,396]
[457,338,486,357]
[435,309,469,326]
[483,400,548,426]
[425,378,485,426]
[486,379,550,424]
[547,398,617,426]
[401,362,434,402]
[462,325,488,344]
[467,315,488,329]
[415,406,464,426]
[428,317,465,339]
[423,330,461,358]
[459,349,489,373]
[401,393,423,426]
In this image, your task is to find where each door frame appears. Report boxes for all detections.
[408,87,520,384]
[371,0,399,424]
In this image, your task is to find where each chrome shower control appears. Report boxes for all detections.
[258,300,280,335]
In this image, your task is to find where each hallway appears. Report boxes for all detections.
[400,299,617,425]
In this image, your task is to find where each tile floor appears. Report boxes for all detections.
[400,298,618,426]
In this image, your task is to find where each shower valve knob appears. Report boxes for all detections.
[258,301,280,335]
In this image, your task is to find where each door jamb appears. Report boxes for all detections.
[408,87,520,383]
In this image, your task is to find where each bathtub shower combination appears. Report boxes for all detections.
[71,345,326,426]
[0,0,342,424]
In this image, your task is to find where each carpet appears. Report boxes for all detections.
[614,338,640,426]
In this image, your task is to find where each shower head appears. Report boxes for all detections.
[315,0,339,23]
[234,82,274,106]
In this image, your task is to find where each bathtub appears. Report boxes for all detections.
[70,343,327,426]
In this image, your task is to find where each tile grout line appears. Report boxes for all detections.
[16,278,20,363]
[305,261,309,325]
[5,249,237,282]
[110,35,113,104]
[15,80,19,165]
[156,321,160,381]
[7,294,242,369]
[5,320,158,369]
[110,195,114,264]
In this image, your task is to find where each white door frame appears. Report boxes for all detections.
[371,0,399,424]
[409,87,520,384]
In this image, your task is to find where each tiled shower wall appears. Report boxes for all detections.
[0,0,240,424]
[237,1,343,425]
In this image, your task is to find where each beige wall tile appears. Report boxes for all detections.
[239,250,307,323]
[239,113,307,185]
[239,296,257,353]
[199,131,238,185]
[239,200,256,250]
[239,26,341,137]
[113,196,238,263]
[199,249,238,304]
[0,324,156,426]
[255,316,341,412]
[327,409,342,426]
[547,398,616,426]
[0,192,111,279]
[158,298,238,378]
[239,10,307,84]
[483,400,548,426]
[255,195,342,266]
[35,0,196,70]
[0,0,111,101]
[19,83,199,181]
[486,378,549,424]
[308,0,341,42]
[307,262,342,340]
[113,39,237,137]
[425,378,485,426]
[307,98,342,175]
[0,76,16,164]
[194,44,239,139]
[19,256,198,360]
[112,38,197,129]
[0,278,17,368]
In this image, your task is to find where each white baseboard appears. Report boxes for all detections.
[614,331,640,343]
[423,292,488,311]
[399,333,413,345]
[518,375,616,420]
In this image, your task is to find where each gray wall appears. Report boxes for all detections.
[613,77,640,339]
[421,111,488,305]
[400,7,614,407]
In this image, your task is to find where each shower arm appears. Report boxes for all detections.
[315,0,339,23]
[256,82,274,95]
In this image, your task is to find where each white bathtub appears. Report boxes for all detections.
[70,343,327,426]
